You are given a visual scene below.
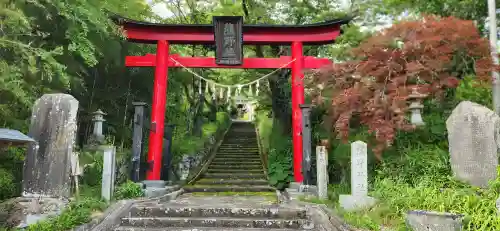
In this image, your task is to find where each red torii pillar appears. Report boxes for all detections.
[291,41,304,183]
[148,40,170,180]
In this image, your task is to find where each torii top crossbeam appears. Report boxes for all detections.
[112,15,350,45]
[112,14,350,183]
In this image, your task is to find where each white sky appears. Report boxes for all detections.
[145,0,174,18]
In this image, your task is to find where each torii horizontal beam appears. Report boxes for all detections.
[111,14,351,45]
[126,54,332,69]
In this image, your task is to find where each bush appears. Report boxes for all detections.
[0,168,15,201]
[330,74,497,230]
[256,111,293,190]
[114,181,144,200]
[455,75,493,109]
[80,151,104,187]
[26,197,106,231]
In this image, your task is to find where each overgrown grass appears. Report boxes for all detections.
[255,110,293,190]
[25,185,106,231]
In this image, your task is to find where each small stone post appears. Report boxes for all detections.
[339,140,376,211]
[101,146,116,201]
[131,102,146,182]
[300,104,313,185]
[316,145,328,200]
[92,109,106,143]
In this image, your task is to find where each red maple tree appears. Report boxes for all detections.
[309,16,494,160]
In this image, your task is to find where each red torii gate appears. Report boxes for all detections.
[112,15,349,183]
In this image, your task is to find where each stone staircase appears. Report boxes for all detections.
[184,121,274,193]
[107,121,333,231]
[113,195,318,231]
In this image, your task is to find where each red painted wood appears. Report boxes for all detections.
[125,54,332,69]
[147,41,169,181]
[124,26,342,45]
[291,41,304,183]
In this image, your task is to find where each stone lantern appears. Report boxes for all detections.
[408,88,428,126]
[92,109,106,143]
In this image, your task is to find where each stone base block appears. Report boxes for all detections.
[406,210,463,231]
[299,185,318,194]
[142,180,180,198]
[338,194,376,211]
[142,180,166,188]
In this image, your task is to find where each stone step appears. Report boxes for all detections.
[196,179,269,185]
[203,173,266,179]
[210,161,262,165]
[217,145,259,152]
[209,165,263,170]
[213,155,260,159]
[128,206,306,219]
[212,158,261,163]
[207,169,264,174]
[220,141,257,143]
[215,154,260,161]
[217,149,259,152]
[218,145,258,147]
[183,185,275,193]
[115,227,315,231]
[225,135,255,137]
[215,154,260,157]
[217,146,259,152]
[120,217,313,229]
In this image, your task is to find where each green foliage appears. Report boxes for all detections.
[26,197,107,231]
[0,147,24,199]
[343,159,500,230]
[80,151,104,187]
[114,181,144,200]
[332,75,498,230]
[455,75,493,109]
[171,112,230,163]
[256,111,293,190]
[0,168,14,201]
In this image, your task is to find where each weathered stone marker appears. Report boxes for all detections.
[446,101,500,188]
[316,145,328,199]
[23,94,79,198]
[351,141,368,196]
[339,140,376,211]
[131,102,146,182]
[300,104,313,185]
[101,146,117,201]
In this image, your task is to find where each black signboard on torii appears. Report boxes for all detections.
[213,16,244,65]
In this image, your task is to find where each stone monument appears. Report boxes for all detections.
[17,94,78,227]
[446,101,500,188]
[339,140,376,211]
[23,93,79,198]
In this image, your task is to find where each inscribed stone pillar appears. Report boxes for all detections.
[101,146,116,201]
[316,145,328,199]
[22,94,79,198]
[446,101,500,188]
[351,140,368,197]
[339,140,376,211]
